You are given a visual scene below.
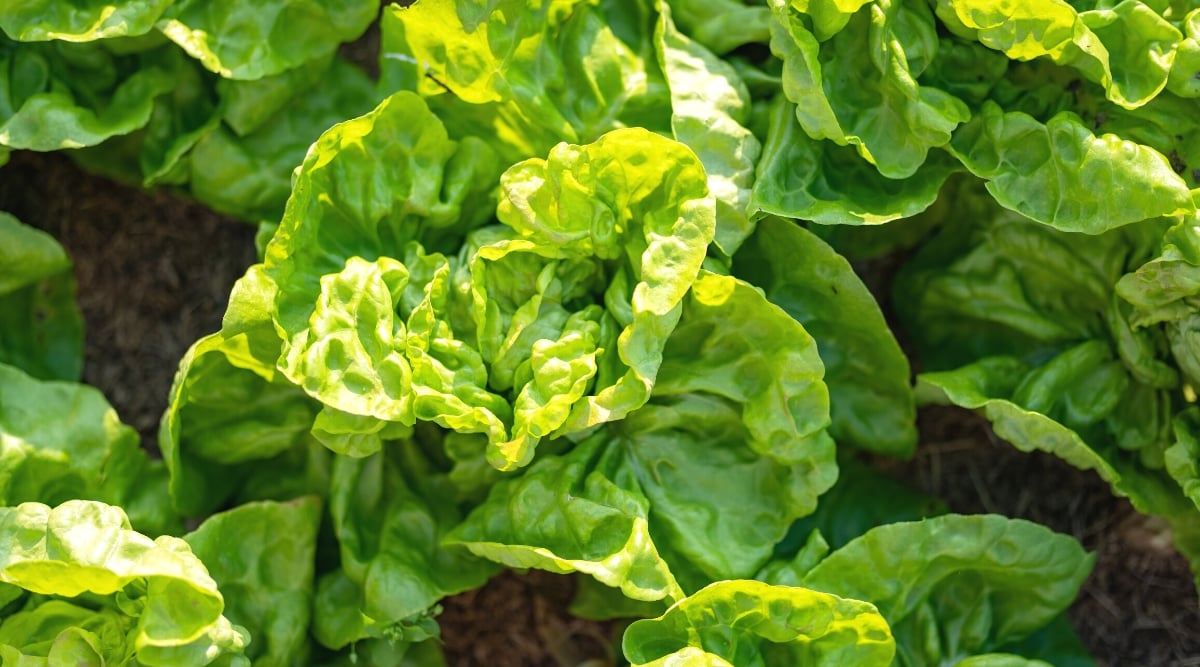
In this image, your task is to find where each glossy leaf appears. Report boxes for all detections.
[948,102,1195,231]
[803,515,1093,667]
[622,580,895,666]
[0,500,248,665]
[733,217,917,456]
[0,362,178,536]
[157,0,378,79]
[184,498,322,667]
[657,0,761,254]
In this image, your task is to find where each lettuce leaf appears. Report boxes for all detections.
[0,213,82,382]
[0,363,179,536]
[157,0,378,80]
[449,271,836,595]
[380,0,671,165]
[802,515,1094,667]
[0,0,170,42]
[184,498,322,667]
[0,37,176,151]
[947,102,1195,231]
[769,0,971,179]
[935,0,1183,109]
[261,92,714,470]
[656,0,761,254]
[733,217,917,456]
[0,500,248,666]
[621,580,895,666]
[312,437,497,650]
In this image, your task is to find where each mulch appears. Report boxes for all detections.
[2,142,1198,667]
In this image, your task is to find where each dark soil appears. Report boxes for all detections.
[2,138,1198,667]
[0,151,257,446]
[875,406,1200,667]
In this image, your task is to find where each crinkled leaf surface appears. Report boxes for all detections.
[652,270,833,466]
[314,438,497,649]
[381,0,671,165]
[188,57,378,222]
[769,0,971,179]
[622,580,895,666]
[451,273,837,595]
[935,0,1183,109]
[444,433,685,604]
[0,38,176,151]
[0,500,247,665]
[0,599,128,665]
[261,91,500,439]
[0,363,178,536]
[750,95,960,226]
[266,92,713,471]
[159,268,327,518]
[802,515,1093,667]
[947,102,1195,231]
[612,392,832,586]
[184,498,321,667]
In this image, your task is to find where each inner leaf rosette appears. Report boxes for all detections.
[263,92,714,470]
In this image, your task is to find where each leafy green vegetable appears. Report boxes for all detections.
[935,0,1183,109]
[9,0,1199,661]
[0,0,170,42]
[450,270,836,594]
[0,213,82,382]
[381,0,670,165]
[622,580,896,666]
[802,515,1094,667]
[0,37,177,151]
[750,95,960,226]
[184,498,322,667]
[256,91,715,470]
[0,363,179,536]
[314,438,497,651]
[769,0,971,180]
[0,500,248,666]
[157,0,378,79]
[947,102,1194,231]
[733,216,916,456]
[657,0,761,254]
[188,57,378,222]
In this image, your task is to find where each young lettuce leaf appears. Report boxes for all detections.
[380,0,670,166]
[258,91,714,470]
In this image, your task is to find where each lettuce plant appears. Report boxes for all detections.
[3,0,1200,664]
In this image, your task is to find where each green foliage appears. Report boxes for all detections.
[6,0,1200,663]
